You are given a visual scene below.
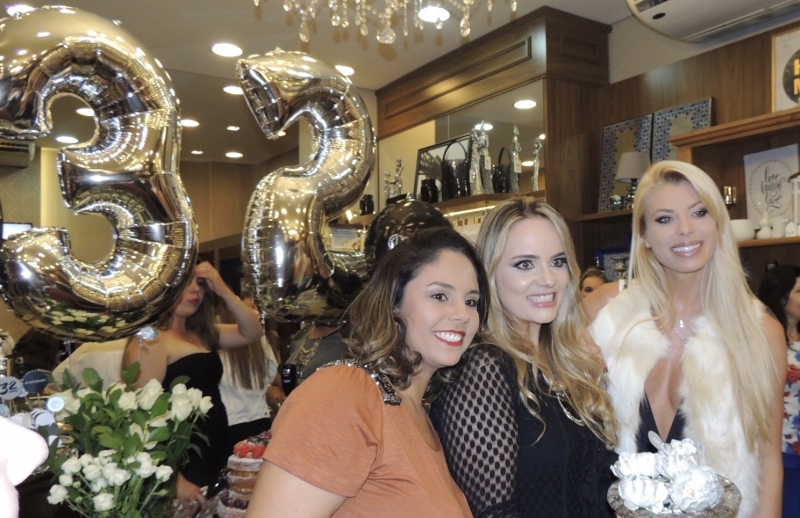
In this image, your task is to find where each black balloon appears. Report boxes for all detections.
[364,199,451,271]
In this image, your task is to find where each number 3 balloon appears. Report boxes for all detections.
[238,49,375,323]
[0,6,197,341]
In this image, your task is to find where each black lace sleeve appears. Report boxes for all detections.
[430,344,522,518]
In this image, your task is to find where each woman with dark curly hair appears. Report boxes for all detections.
[246,227,489,517]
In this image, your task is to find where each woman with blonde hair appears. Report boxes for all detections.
[585,161,786,517]
[430,198,618,517]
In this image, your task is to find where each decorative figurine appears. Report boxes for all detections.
[510,126,521,194]
[384,159,404,203]
[532,137,543,192]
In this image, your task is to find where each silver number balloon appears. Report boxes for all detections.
[238,49,375,322]
[0,6,197,341]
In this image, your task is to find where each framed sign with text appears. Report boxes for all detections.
[773,27,800,111]
[744,144,799,227]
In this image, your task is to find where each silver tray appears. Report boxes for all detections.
[608,475,741,517]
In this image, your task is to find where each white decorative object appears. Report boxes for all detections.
[771,217,788,238]
[730,219,755,241]
[744,144,799,229]
[757,211,772,239]
[787,221,798,237]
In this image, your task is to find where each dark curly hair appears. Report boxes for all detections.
[345,227,489,390]
[757,263,800,340]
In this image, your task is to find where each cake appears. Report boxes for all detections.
[216,430,271,518]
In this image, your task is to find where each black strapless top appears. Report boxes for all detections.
[162,352,228,487]
[636,394,685,453]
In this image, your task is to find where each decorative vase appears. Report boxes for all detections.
[359,194,374,215]
[420,179,438,204]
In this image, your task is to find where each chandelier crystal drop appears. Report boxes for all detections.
[279,0,516,44]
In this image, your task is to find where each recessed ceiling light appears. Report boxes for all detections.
[6,5,35,17]
[521,160,534,167]
[55,135,79,144]
[418,5,450,23]
[191,150,203,155]
[212,43,242,57]
[16,49,26,56]
[226,151,243,159]
[474,122,493,131]
[335,65,354,76]
[36,31,49,38]
[227,126,240,132]
[223,85,243,95]
[538,133,546,140]
[514,99,537,109]
[76,108,94,117]
[181,119,199,127]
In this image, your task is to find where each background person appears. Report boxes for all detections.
[758,264,800,518]
[122,262,263,516]
[431,198,619,517]
[246,227,489,517]
[579,266,609,299]
[585,161,786,517]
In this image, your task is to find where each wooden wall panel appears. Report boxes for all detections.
[376,7,610,139]
[180,161,211,242]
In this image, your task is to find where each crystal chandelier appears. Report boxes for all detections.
[260,0,517,44]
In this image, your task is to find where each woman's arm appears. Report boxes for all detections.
[758,314,787,518]
[193,262,264,347]
[430,344,521,517]
[245,462,346,517]
[122,335,167,387]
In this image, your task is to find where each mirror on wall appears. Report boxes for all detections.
[377,80,545,210]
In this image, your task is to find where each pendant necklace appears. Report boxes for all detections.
[541,372,584,426]
[674,319,691,342]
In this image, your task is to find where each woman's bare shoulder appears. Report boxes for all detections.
[582,281,623,322]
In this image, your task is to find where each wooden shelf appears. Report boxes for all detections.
[670,108,800,149]
[736,236,800,248]
[572,209,632,222]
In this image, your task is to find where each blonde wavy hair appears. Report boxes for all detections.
[477,198,618,447]
[630,160,777,449]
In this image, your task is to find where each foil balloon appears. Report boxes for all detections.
[0,7,197,341]
[239,49,375,323]
[364,199,451,273]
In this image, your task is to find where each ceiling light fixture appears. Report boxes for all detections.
[281,0,515,44]
[538,133,546,140]
[6,4,34,17]
[226,152,243,158]
[55,135,79,144]
[521,160,534,167]
[181,119,199,127]
[474,122,493,131]
[514,99,536,109]
[227,126,240,131]
[223,85,243,95]
[76,108,94,117]
[212,43,242,57]
[191,150,203,155]
[335,65,355,76]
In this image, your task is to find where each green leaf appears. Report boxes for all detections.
[147,427,170,443]
[169,375,190,389]
[98,433,123,450]
[62,369,75,390]
[123,362,140,388]
[149,393,169,417]
[131,411,147,429]
[82,368,103,393]
[123,434,142,458]
[93,426,114,436]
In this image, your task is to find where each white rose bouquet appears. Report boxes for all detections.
[44,363,212,518]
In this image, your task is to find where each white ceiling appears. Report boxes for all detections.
[18,0,634,164]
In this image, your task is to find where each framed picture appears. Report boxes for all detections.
[414,134,471,200]
[743,144,799,227]
[773,27,800,111]
[598,115,653,212]
[595,246,630,283]
[652,98,712,162]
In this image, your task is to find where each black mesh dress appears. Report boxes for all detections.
[430,343,618,518]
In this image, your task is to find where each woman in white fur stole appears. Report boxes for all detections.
[585,161,786,517]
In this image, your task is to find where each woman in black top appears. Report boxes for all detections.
[430,198,619,517]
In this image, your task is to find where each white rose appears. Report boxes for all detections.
[100,325,117,333]
[618,475,669,513]
[129,423,145,442]
[169,394,193,422]
[47,484,68,505]
[59,474,73,487]
[136,461,157,478]
[611,452,659,479]
[198,396,213,415]
[104,466,131,487]
[669,466,723,512]
[148,413,169,428]
[135,452,153,465]
[61,457,82,475]
[118,391,138,411]
[186,387,203,408]
[90,477,108,493]
[93,493,115,512]
[136,379,163,411]
[76,387,95,399]
[79,454,94,468]
[97,450,115,463]
[65,396,81,414]
[83,464,103,481]
[171,383,187,396]
[155,465,173,482]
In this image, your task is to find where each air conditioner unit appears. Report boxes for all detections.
[627,0,800,43]
[0,139,34,168]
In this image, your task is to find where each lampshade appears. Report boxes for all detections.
[615,151,651,183]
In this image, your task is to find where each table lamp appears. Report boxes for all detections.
[615,151,651,209]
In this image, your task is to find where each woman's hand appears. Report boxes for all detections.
[194,262,233,299]
[176,472,207,516]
